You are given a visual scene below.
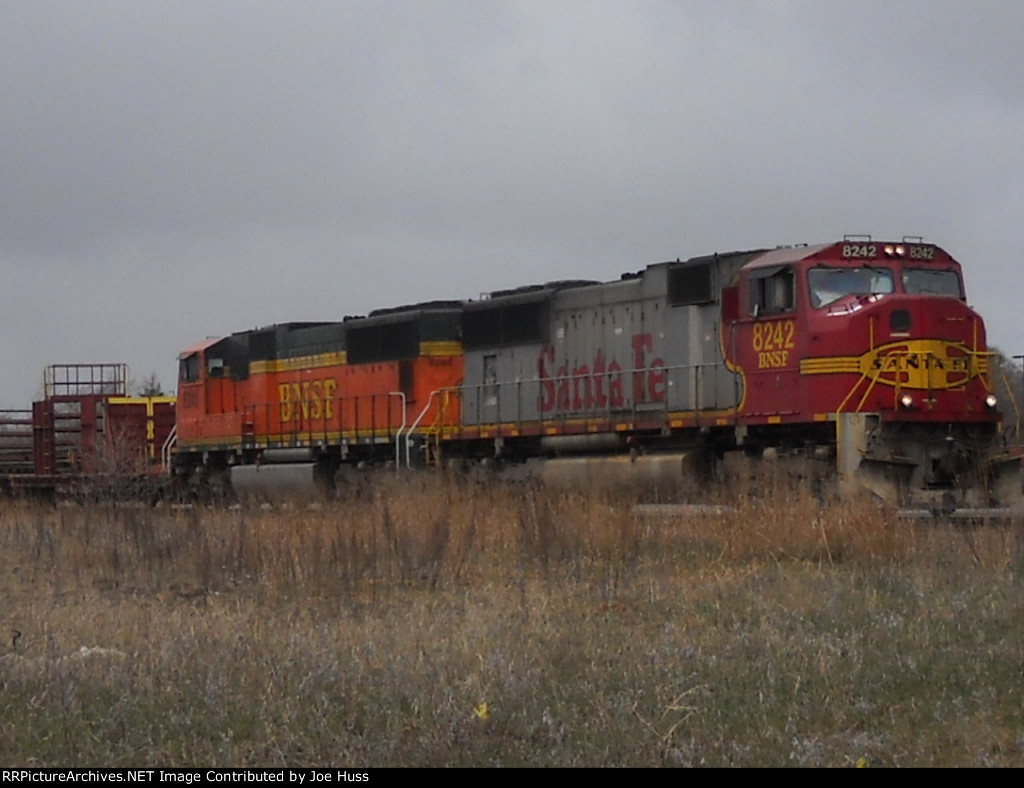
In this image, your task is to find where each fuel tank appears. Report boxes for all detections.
[230,463,329,501]
[514,451,708,492]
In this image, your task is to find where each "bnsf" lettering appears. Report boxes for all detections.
[758,350,789,369]
[279,378,338,423]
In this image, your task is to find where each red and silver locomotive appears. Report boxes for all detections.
[172,237,1020,510]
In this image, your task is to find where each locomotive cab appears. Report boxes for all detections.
[725,239,1017,510]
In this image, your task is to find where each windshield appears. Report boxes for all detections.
[808,266,895,308]
[902,268,963,298]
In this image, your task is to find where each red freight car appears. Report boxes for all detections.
[0,364,175,498]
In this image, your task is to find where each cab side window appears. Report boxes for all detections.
[750,267,795,316]
[179,353,201,383]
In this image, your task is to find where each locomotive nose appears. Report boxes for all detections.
[879,295,978,344]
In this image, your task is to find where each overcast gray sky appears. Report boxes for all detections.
[1,0,1022,405]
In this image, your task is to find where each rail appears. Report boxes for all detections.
[0,409,35,473]
[237,392,409,452]
[405,390,441,468]
[389,392,406,474]
[161,424,177,473]
[44,363,128,399]
[167,361,735,473]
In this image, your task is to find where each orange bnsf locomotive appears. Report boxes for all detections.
[174,303,464,495]
[171,237,1020,511]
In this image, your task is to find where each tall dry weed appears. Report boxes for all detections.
[2,473,1023,766]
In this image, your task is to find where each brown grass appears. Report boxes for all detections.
[0,473,1022,767]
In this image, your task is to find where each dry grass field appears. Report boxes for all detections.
[1,473,1022,767]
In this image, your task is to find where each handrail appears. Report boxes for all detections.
[406,390,441,468]
[161,424,177,474]
[454,361,721,419]
[389,391,407,474]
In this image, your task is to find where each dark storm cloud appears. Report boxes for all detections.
[0,0,1022,405]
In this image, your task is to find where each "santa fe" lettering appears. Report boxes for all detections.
[538,333,665,413]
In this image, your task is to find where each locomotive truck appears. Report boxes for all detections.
[169,237,1021,513]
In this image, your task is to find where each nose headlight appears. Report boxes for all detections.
[900,394,914,409]
[985,394,998,409]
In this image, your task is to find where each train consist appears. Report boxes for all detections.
[169,237,1021,512]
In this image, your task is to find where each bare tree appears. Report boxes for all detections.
[136,371,164,397]
[989,347,1023,447]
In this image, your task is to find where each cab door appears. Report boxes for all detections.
[735,265,801,419]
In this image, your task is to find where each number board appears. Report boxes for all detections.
[840,243,935,260]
